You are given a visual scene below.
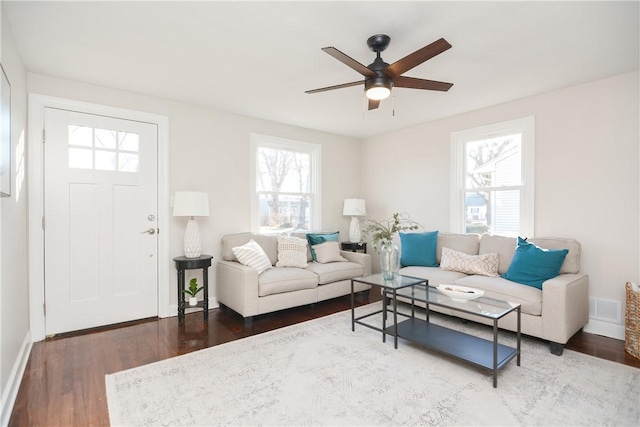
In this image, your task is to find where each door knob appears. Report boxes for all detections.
[141,228,156,235]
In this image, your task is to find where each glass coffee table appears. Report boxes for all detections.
[350,274,428,346]
[351,274,521,388]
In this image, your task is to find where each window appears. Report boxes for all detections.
[68,125,139,172]
[450,117,534,237]
[250,134,321,234]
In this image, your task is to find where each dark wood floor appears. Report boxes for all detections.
[9,292,640,426]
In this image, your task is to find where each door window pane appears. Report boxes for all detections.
[95,128,117,149]
[118,153,139,172]
[95,150,116,171]
[118,132,139,152]
[68,125,93,147]
[68,126,140,173]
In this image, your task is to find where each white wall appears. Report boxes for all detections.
[0,4,30,423]
[26,73,363,312]
[362,71,639,339]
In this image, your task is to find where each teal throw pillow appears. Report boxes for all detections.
[306,232,340,261]
[400,231,438,267]
[502,237,569,290]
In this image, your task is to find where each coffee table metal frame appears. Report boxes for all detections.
[350,274,427,347]
[351,274,521,388]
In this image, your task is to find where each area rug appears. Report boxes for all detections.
[106,303,639,426]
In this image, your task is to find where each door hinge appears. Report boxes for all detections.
[42,129,46,143]
[42,217,45,230]
[43,303,46,316]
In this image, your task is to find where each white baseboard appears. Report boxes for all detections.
[163,297,220,318]
[1,331,33,427]
[583,318,625,340]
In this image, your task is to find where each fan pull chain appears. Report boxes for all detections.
[392,91,396,117]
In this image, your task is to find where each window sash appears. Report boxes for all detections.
[450,117,534,237]
[250,134,321,234]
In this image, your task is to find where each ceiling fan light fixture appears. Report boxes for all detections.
[365,77,391,100]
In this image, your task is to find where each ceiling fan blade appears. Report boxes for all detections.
[384,38,452,78]
[322,47,376,78]
[368,99,380,110]
[393,76,453,92]
[305,80,364,94]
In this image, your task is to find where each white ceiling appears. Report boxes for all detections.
[5,1,639,139]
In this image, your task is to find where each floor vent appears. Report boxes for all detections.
[589,297,621,324]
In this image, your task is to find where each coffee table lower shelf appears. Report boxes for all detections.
[385,317,518,386]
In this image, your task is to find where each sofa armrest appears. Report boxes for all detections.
[340,251,372,276]
[541,273,589,344]
[216,260,260,317]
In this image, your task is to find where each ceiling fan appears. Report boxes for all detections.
[306,34,453,110]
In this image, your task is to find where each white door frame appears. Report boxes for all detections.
[28,94,171,341]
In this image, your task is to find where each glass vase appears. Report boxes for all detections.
[379,240,400,280]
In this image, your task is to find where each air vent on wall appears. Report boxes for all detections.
[589,297,622,324]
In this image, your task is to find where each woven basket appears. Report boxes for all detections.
[625,281,640,359]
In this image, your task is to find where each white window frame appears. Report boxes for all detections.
[450,116,535,236]
[250,133,321,233]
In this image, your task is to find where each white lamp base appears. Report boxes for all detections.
[348,216,361,243]
[184,218,202,258]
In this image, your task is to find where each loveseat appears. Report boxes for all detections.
[216,232,372,326]
[398,232,589,355]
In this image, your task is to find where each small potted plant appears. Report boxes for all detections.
[183,278,204,306]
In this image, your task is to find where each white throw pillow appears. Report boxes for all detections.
[232,239,272,274]
[440,247,499,277]
[312,241,347,264]
[276,236,308,268]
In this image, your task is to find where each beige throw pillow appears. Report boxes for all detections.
[276,236,308,268]
[232,239,272,274]
[312,241,347,263]
[440,247,499,277]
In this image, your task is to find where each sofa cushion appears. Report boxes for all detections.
[399,266,469,285]
[312,241,347,263]
[258,267,318,297]
[222,233,279,265]
[502,237,569,290]
[440,247,499,277]
[232,240,273,274]
[305,261,363,285]
[454,275,543,316]
[478,234,517,275]
[306,232,340,261]
[400,231,438,267]
[275,236,308,268]
[528,237,581,274]
[437,233,480,263]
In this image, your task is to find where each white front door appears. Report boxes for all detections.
[44,107,159,335]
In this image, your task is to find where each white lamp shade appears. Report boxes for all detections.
[343,199,366,216]
[173,191,210,217]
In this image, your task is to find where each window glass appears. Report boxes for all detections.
[251,135,320,234]
[68,125,92,147]
[67,125,140,173]
[451,117,534,237]
[95,150,116,171]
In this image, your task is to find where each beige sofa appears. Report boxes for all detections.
[216,232,372,326]
[399,233,589,355]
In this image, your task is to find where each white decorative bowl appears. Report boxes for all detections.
[436,284,484,302]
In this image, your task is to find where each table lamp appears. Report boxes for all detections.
[343,198,366,243]
[173,191,210,258]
